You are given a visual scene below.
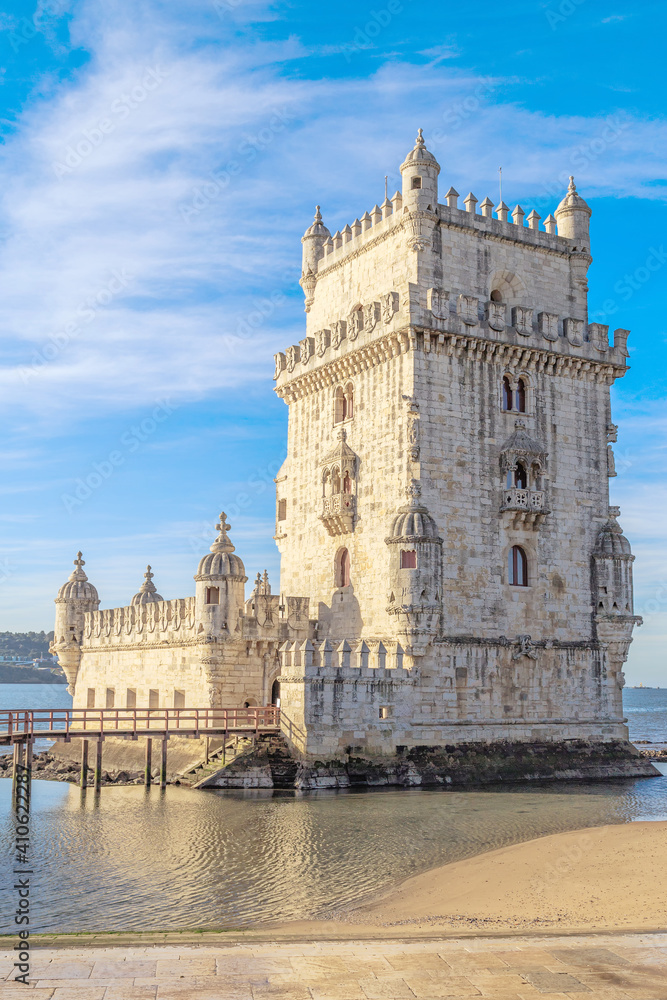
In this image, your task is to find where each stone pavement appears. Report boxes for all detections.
[1,931,666,999]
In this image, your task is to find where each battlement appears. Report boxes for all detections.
[82,598,197,646]
[279,638,409,676]
[318,191,574,276]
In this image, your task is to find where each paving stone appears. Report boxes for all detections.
[104,988,158,1000]
[520,971,591,993]
[357,974,419,999]
[91,961,157,978]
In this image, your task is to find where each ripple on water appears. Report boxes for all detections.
[1,770,667,933]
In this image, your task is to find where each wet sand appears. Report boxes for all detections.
[270,821,667,936]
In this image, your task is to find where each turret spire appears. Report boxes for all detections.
[210,512,235,554]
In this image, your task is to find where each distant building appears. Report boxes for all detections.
[52,131,640,762]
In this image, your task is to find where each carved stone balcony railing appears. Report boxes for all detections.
[320,492,356,536]
[500,488,549,528]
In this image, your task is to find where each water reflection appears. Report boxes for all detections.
[1,768,666,933]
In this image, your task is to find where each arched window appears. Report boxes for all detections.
[271,679,281,707]
[490,289,503,302]
[508,545,528,587]
[342,472,352,494]
[337,548,351,588]
[345,382,354,419]
[516,378,526,413]
[502,376,512,411]
[332,466,341,494]
[400,549,417,569]
[515,463,527,490]
[334,386,346,424]
[322,469,330,497]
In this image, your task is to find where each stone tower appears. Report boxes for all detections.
[273,130,640,758]
[51,552,100,692]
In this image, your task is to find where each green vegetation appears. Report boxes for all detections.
[0,631,54,660]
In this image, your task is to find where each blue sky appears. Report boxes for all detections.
[0,0,665,685]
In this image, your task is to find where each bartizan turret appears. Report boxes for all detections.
[50,552,99,692]
[400,128,440,214]
[194,512,247,637]
[131,565,163,605]
[300,206,330,312]
[593,506,641,695]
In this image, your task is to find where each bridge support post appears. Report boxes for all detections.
[11,742,22,808]
[80,739,89,789]
[205,737,210,765]
[145,739,152,787]
[160,737,167,790]
[94,738,103,791]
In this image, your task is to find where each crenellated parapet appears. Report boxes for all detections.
[83,597,198,648]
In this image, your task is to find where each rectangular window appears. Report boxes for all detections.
[174,689,185,709]
[205,586,220,605]
[126,688,136,709]
[86,688,95,709]
[411,176,422,189]
[379,706,392,720]
[105,688,115,709]
[149,689,159,709]
[278,498,287,521]
[400,549,417,569]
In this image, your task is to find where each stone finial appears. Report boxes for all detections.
[332,230,342,248]
[406,479,422,502]
[464,192,478,214]
[381,197,392,219]
[495,201,509,222]
[351,218,362,237]
[480,197,494,218]
[322,236,333,256]
[526,209,541,230]
[360,211,372,231]
[544,213,557,234]
[211,512,235,553]
[70,552,87,581]
[415,127,425,147]
[370,204,382,225]
[445,186,459,208]
[262,569,271,594]
[512,204,525,226]
[391,190,403,213]
[342,223,352,243]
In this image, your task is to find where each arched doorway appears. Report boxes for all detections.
[271,679,281,707]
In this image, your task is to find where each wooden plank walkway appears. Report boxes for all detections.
[0,706,280,796]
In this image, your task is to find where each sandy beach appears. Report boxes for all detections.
[269,821,667,937]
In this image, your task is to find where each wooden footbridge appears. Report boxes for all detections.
[1,707,281,802]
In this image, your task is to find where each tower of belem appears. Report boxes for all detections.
[52,131,642,771]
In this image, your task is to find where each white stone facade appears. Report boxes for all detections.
[52,132,640,762]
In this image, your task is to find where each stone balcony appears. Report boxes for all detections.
[500,488,549,528]
[320,492,356,535]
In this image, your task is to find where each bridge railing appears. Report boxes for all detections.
[0,706,280,739]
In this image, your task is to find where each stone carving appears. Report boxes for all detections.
[512,635,539,661]
[487,300,505,331]
[457,293,478,326]
[589,323,609,353]
[364,301,380,335]
[381,291,399,324]
[427,288,449,320]
[347,308,363,342]
[512,306,533,338]
[315,329,330,357]
[564,317,584,347]
[607,445,617,477]
[607,423,618,443]
[538,311,558,342]
[300,337,314,365]
[274,352,286,379]
[286,345,300,372]
[331,319,346,349]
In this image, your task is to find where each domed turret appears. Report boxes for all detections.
[194,512,248,634]
[554,176,591,247]
[593,507,635,618]
[51,552,100,692]
[385,482,443,651]
[400,129,440,214]
[300,205,331,311]
[131,565,163,605]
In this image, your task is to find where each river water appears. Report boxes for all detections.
[1,684,666,932]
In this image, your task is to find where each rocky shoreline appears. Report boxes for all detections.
[0,750,180,786]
